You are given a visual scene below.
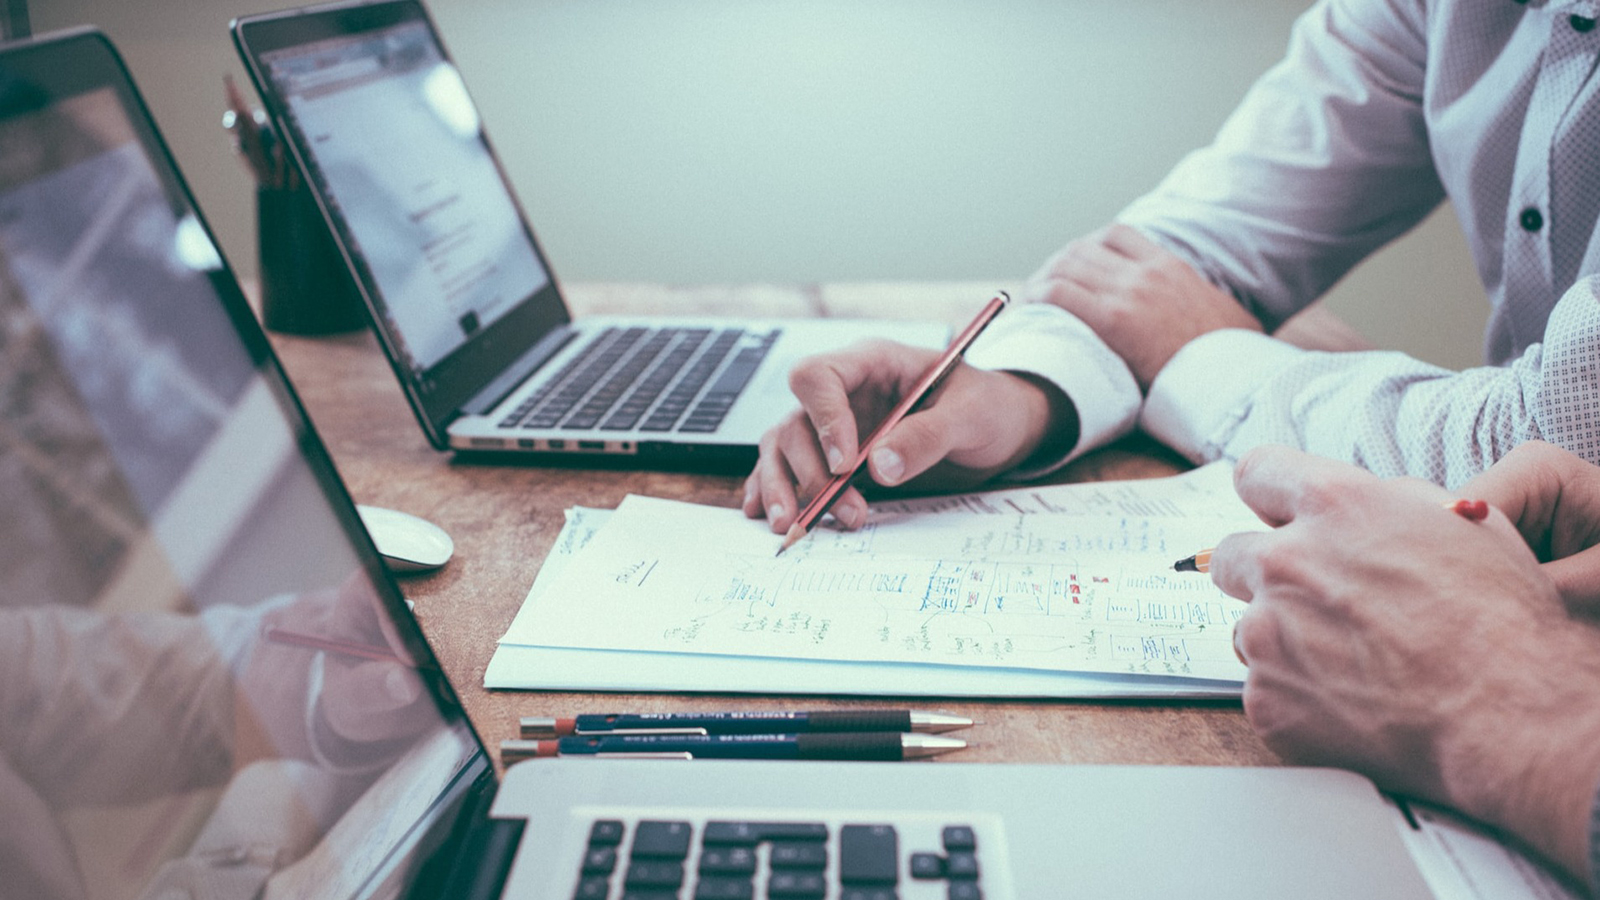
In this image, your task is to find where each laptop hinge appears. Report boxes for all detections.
[460,328,576,417]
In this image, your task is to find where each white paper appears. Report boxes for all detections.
[504,464,1259,682]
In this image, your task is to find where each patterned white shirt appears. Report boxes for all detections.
[967,0,1600,490]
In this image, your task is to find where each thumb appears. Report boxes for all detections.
[868,404,973,487]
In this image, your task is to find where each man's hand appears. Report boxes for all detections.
[242,574,434,764]
[743,339,1064,535]
[1461,440,1600,616]
[1027,224,1261,389]
[1208,445,1600,885]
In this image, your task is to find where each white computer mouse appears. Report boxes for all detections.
[356,505,455,573]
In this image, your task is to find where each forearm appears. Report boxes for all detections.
[1438,625,1600,889]
[1144,277,1600,486]
[1119,0,1440,327]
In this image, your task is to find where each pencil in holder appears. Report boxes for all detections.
[256,182,366,335]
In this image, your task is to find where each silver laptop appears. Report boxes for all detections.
[0,27,1472,900]
[231,0,946,467]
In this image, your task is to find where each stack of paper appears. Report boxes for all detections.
[488,462,1266,698]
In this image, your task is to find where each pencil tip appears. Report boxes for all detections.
[776,523,806,556]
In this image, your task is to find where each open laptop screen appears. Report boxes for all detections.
[239,1,572,439]
[0,30,484,900]
[257,17,546,372]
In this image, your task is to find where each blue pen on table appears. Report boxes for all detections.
[499,732,967,763]
[519,709,973,738]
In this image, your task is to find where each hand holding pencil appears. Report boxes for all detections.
[745,293,1065,544]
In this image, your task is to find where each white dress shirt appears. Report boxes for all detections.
[970,0,1600,489]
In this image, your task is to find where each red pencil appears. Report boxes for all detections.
[262,625,413,667]
[777,293,1010,555]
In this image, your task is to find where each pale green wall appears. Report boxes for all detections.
[35,0,1487,368]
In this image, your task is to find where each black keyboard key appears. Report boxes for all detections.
[839,825,898,885]
[941,826,976,852]
[623,860,684,890]
[767,871,825,899]
[945,852,979,880]
[841,890,897,900]
[590,820,625,845]
[698,846,757,875]
[909,853,944,879]
[621,892,679,900]
[632,821,693,859]
[581,846,617,875]
[694,877,754,900]
[948,883,982,900]
[769,842,827,869]
[701,822,828,846]
[573,876,610,900]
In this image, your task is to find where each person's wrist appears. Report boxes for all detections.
[1000,371,1078,472]
[1439,626,1600,882]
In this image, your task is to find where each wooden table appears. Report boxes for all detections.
[267,282,1367,771]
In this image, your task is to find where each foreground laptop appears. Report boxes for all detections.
[0,29,1463,900]
[231,0,946,467]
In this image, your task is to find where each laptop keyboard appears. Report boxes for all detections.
[498,326,780,436]
[570,816,989,899]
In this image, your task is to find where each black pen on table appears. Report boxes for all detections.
[776,292,1010,556]
[519,709,973,738]
[499,732,967,763]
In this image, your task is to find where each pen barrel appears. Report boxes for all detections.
[803,710,913,733]
[578,710,912,735]
[793,732,905,761]
[563,733,906,760]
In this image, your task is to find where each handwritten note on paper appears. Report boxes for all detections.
[511,463,1263,682]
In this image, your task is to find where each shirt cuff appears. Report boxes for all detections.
[1141,329,1309,464]
[963,302,1140,478]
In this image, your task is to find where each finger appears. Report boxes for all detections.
[781,422,871,530]
[1459,440,1598,554]
[827,485,870,530]
[1207,529,1276,603]
[1230,602,1276,670]
[867,394,982,487]
[1231,604,1269,670]
[1458,441,1558,538]
[753,430,802,533]
[1025,226,1112,284]
[1099,222,1164,261]
[1545,546,1600,616]
[1384,477,1536,553]
[331,575,414,663]
[741,470,763,518]
[1230,444,1376,528]
[321,660,425,742]
[788,349,891,475]
[1039,240,1126,293]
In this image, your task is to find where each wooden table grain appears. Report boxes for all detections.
[266,283,1368,771]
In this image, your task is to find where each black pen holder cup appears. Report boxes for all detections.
[257,183,367,335]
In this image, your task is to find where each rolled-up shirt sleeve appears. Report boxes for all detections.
[1140,275,1600,487]
[1118,0,1443,329]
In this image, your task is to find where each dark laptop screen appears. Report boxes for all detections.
[0,31,483,900]
[257,17,548,374]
